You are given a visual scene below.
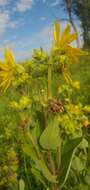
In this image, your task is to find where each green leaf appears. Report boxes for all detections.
[22,140,57,183]
[35,159,57,183]
[30,123,41,141]
[39,117,60,150]
[31,167,47,187]
[72,156,85,172]
[86,135,90,166]
[19,179,25,190]
[27,126,40,157]
[22,142,38,161]
[84,175,90,186]
[59,137,82,187]
[86,134,90,144]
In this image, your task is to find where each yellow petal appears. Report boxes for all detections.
[0,71,9,77]
[67,33,77,43]
[54,20,61,47]
[3,79,11,92]
[63,72,72,84]
[72,81,80,90]
[4,48,15,66]
[60,32,77,47]
[66,46,88,63]
[60,25,71,47]
[0,77,10,86]
[0,62,9,71]
[0,77,11,92]
[61,24,71,40]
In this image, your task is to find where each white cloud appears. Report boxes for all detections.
[40,16,47,21]
[9,18,25,29]
[16,0,33,12]
[0,11,24,35]
[0,12,10,34]
[15,49,32,61]
[51,0,60,7]
[21,24,53,50]
[43,0,46,3]
[1,20,82,61]
[0,0,9,6]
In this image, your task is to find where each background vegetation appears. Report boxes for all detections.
[0,1,90,189]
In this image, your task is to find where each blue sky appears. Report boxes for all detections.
[0,0,80,61]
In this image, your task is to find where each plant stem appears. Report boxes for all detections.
[47,58,60,189]
[48,60,52,99]
[52,185,60,190]
[47,150,56,175]
[47,58,56,174]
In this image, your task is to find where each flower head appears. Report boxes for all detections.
[0,49,25,92]
[0,49,15,92]
[53,21,87,63]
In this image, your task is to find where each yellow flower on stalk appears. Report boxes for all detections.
[0,49,15,92]
[53,21,87,63]
[0,49,25,92]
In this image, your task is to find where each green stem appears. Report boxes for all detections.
[47,58,57,177]
[48,61,52,99]
[52,184,60,190]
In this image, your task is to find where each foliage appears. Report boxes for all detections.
[0,21,90,190]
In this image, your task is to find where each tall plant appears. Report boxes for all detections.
[0,21,89,190]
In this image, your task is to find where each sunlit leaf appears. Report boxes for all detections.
[39,116,60,150]
[54,21,61,47]
[19,179,25,190]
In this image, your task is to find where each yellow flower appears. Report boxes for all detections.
[10,101,20,110]
[10,95,31,111]
[19,95,31,109]
[0,49,15,92]
[0,49,25,92]
[53,21,87,63]
[69,104,80,115]
[72,80,80,90]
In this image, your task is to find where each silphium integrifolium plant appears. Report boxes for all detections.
[52,21,88,87]
[0,21,89,190]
